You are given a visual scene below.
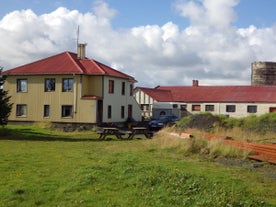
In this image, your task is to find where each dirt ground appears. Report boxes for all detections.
[215,156,276,181]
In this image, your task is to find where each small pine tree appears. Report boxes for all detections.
[0,67,13,126]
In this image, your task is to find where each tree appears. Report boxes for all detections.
[0,67,12,126]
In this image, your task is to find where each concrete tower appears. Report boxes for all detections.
[251,62,276,85]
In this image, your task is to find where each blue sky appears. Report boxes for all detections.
[1,0,275,29]
[1,0,276,87]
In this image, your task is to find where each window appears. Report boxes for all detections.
[121,106,125,119]
[17,79,27,92]
[44,105,50,117]
[16,104,27,117]
[61,105,73,117]
[269,107,276,113]
[45,78,55,92]
[62,78,73,92]
[226,105,236,112]
[108,80,114,94]
[141,104,149,111]
[130,84,133,96]
[247,105,257,113]
[180,105,187,111]
[108,105,112,119]
[192,105,201,111]
[205,105,214,112]
[121,82,125,95]
[173,104,178,108]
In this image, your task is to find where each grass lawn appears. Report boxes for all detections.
[0,125,276,207]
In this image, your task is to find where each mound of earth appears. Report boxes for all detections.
[187,113,220,131]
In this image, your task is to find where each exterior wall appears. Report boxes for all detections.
[102,77,141,123]
[82,75,103,97]
[186,102,276,118]
[5,74,141,124]
[150,101,276,119]
[5,75,97,123]
[133,89,154,118]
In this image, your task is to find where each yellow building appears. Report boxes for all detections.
[3,45,141,126]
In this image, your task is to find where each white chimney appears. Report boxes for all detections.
[77,43,87,59]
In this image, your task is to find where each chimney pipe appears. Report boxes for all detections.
[192,80,199,87]
[77,43,87,59]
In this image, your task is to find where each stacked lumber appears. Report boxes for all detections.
[202,133,276,164]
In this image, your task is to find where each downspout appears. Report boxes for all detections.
[101,76,105,122]
[125,80,128,120]
[80,75,82,98]
[73,74,77,114]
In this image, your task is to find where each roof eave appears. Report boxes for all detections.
[3,72,84,76]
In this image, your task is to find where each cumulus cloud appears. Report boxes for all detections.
[1,0,276,87]
[175,0,238,29]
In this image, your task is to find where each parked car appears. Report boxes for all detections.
[148,115,179,130]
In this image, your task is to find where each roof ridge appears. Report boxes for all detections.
[139,87,171,91]
[65,52,85,73]
[94,59,135,80]
[89,59,106,74]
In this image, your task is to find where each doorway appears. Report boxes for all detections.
[97,100,103,123]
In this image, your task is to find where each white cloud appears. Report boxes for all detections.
[175,0,239,29]
[1,0,276,87]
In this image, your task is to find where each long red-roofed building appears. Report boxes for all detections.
[134,80,276,119]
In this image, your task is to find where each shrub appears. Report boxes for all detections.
[176,113,220,131]
[178,112,276,135]
[175,116,192,129]
[257,113,276,133]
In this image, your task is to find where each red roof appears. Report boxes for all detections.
[3,51,136,81]
[135,87,173,101]
[138,85,276,103]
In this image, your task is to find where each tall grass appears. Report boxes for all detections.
[176,113,276,143]
[153,129,250,160]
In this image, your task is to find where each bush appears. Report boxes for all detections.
[177,113,276,134]
[176,113,220,131]
[175,116,192,129]
[236,113,276,134]
[257,113,276,133]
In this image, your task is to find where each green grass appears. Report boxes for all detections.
[0,125,276,207]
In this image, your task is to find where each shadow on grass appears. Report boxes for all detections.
[0,128,128,142]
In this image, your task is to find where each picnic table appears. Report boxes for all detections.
[97,127,153,140]
[127,127,153,139]
[97,127,122,139]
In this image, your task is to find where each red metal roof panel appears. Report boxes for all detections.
[135,87,173,102]
[3,52,84,75]
[3,51,136,81]
[156,85,276,103]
